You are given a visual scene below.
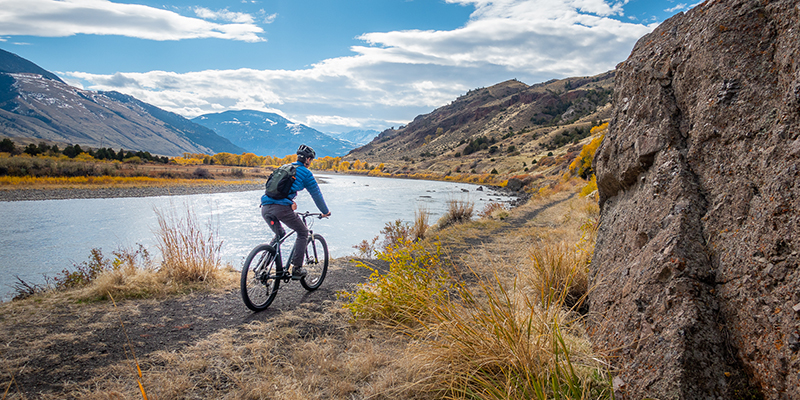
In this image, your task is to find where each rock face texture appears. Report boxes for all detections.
[591,1,800,399]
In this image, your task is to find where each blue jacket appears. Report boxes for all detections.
[261,162,329,214]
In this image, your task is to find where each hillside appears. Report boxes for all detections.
[191,110,356,157]
[345,72,613,185]
[0,49,244,157]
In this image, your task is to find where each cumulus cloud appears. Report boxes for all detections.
[0,0,265,42]
[64,0,657,132]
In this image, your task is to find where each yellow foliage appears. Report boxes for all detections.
[73,153,96,162]
[590,122,609,135]
[579,175,598,198]
[568,134,604,179]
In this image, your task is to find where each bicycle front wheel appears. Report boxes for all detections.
[241,244,280,311]
[300,234,329,291]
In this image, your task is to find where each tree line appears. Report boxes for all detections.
[0,138,169,163]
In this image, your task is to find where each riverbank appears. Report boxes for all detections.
[0,182,602,399]
[0,181,263,201]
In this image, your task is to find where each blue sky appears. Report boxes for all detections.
[0,0,698,134]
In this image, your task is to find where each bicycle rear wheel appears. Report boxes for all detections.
[241,244,281,311]
[300,234,329,291]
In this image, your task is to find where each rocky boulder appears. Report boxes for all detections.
[590,1,800,399]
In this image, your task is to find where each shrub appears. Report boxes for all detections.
[343,240,450,329]
[54,248,111,289]
[479,202,509,220]
[191,167,212,179]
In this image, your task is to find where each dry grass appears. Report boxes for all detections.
[154,205,224,284]
[411,203,429,242]
[436,197,474,229]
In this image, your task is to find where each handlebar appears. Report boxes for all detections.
[297,211,329,219]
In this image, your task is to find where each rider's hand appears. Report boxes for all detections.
[291,201,297,211]
[322,212,331,218]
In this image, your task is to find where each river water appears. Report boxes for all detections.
[0,174,513,301]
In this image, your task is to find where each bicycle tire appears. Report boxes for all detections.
[241,244,281,311]
[300,234,329,291]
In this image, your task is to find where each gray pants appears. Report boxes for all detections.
[261,204,308,268]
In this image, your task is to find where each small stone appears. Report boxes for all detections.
[793,303,800,313]
[613,376,627,392]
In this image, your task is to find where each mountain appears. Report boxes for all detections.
[0,48,63,83]
[329,129,380,146]
[0,48,244,156]
[345,72,614,177]
[191,110,357,157]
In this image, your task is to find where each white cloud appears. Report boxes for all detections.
[63,0,657,132]
[262,12,278,24]
[665,3,687,13]
[0,0,265,42]
[194,7,255,24]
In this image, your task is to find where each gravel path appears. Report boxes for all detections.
[0,182,264,202]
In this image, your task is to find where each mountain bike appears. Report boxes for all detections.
[241,212,329,312]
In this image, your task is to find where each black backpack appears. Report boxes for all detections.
[264,163,297,199]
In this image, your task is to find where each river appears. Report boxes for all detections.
[0,174,513,301]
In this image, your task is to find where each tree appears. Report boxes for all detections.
[0,138,16,153]
[24,144,39,156]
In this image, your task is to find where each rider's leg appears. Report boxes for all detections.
[261,205,286,243]
[265,204,308,272]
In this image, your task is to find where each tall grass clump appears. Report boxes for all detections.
[525,242,589,310]
[437,197,474,229]
[155,205,223,283]
[479,201,510,220]
[411,203,429,241]
[414,277,612,400]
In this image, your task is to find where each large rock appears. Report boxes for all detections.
[590,1,800,399]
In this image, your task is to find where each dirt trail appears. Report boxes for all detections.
[0,193,575,398]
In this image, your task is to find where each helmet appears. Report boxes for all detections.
[296,144,316,160]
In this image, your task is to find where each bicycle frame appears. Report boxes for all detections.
[264,212,323,281]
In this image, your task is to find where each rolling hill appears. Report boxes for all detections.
[345,72,614,183]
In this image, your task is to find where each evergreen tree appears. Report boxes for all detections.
[0,138,15,153]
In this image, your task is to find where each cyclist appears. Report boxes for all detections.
[261,144,331,279]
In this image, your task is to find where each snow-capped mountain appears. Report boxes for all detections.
[329,129,380,146]
[0,48,244,156]
[191,110,357,157]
